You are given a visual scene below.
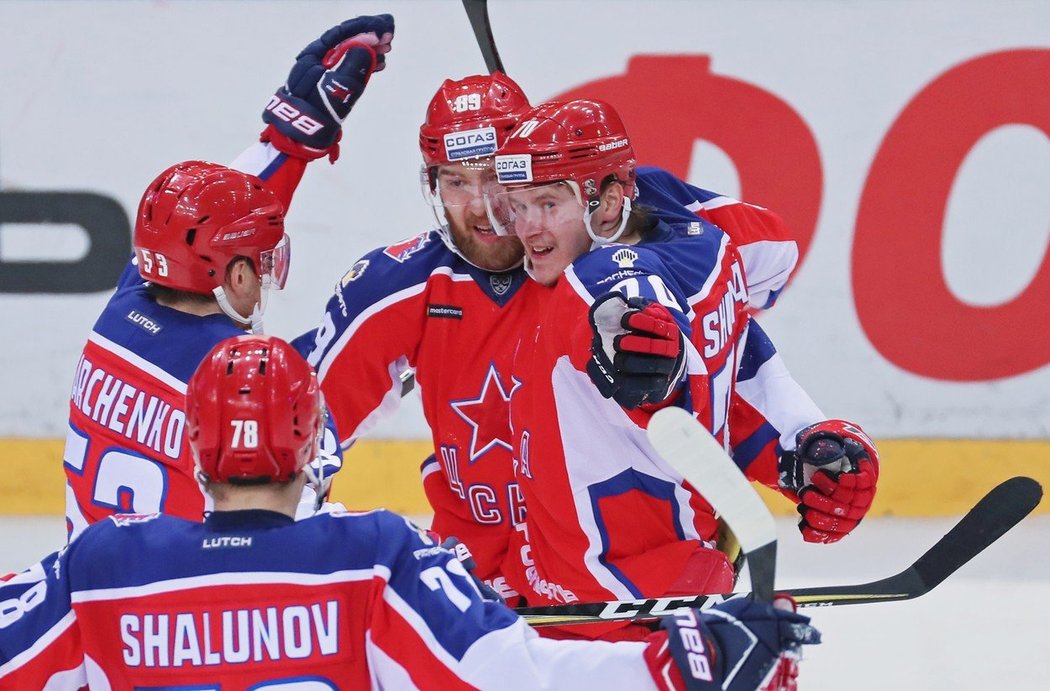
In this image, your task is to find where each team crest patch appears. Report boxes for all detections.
[109,513,161,527]
[340,259,369,285]
[384,233,432,263]
[612,248,639,269]
[490,273,513,296]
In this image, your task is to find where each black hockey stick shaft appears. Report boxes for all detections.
[518,476,1042,626]
[462,0,506,73]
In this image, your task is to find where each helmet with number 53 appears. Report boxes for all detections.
[133,161,290,329]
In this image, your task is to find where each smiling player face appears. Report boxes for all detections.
[489,181,591,286]
[434,162,525,272]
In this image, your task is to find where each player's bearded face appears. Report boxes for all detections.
[430,162,524,272]
[487,181,591,286]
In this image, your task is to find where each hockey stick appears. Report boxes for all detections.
[647,407,778,601]
[517,475,1042,626]
[462,0,506,73]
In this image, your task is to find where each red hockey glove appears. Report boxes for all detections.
[587,292,687,410]
[262,15,395,161]
[779,420,879,544]
[644,594,820,691]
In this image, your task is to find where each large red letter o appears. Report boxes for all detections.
[854,50,1050,380]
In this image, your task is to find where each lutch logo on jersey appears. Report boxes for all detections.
[126,310,163,335]
[494,155,533,183]
[444,126,498,161]
[449,364,519,463]
[383,232,432,263]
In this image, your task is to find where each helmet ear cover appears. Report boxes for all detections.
[133,161,287,295]
[186,335,322,485]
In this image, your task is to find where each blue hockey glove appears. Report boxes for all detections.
[587,292,687,410]
[262,14,395,160]
[658,595,820,691]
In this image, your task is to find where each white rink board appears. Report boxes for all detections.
[2,1,1050,439]
[3,514,1048,689]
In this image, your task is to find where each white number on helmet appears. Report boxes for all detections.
[230,420,259,448]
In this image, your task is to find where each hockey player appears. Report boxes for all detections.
[297,71,802,602]
[61,15,396,538]
[0,335,821,690]
[483,99,879,638]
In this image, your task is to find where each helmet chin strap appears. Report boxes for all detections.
[213,285,266,334]
[585,196,632,245]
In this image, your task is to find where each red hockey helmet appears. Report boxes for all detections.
[187,335,322,484]
[134,161,289,295]
[494,99,637,200]
[488,99,637,242]
[419,72,531,169]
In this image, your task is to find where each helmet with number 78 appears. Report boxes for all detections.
[186,335,322,485]
[134,161,289,297]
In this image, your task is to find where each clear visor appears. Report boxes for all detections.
[420,160,498,209]
[483,180,586,238]
[259,234,291,290]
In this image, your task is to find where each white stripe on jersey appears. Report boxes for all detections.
[316,264,474,382]
[734,324,825,450]
[365,630,419,689]
[459,618,654,691]
[338,355,412,449]
[686,232,731,307]
[735,239,799,310]
[551,358,701,599]
[88,332,188,394]
[0,611,79,679]
[71,568,375,604]
[375,564,461,671]
[686,196,769,212]
[229,141,283,178]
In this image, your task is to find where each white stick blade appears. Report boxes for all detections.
[647,407,777,552]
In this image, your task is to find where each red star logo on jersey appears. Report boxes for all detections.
[450,364,521,464]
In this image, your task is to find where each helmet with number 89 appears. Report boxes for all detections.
[419,72,531,171]
[187,335,322,485]
[134,161,289,297]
